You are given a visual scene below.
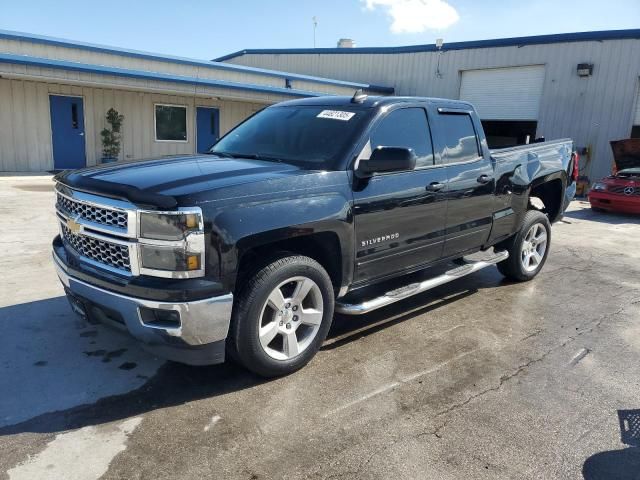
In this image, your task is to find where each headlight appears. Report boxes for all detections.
[591,182,607,191]
[140,244,201,272]
[140,211,202,241]
[137,209,205,278]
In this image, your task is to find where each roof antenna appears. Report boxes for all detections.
[351,88,367,104]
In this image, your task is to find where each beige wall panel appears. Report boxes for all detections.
[0,77,269,171]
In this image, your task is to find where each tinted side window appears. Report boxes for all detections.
[439,113,481,164]
[370,108,434,167]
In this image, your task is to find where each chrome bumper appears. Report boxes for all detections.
[53,249,233,365]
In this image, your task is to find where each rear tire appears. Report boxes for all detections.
[497,210,551,282]
[227,254,334,377]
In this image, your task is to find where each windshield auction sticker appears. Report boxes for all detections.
[317,110,356,121]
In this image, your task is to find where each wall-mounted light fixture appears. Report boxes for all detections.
[577,63,594,77]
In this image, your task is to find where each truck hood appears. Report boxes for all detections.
[56,155,308,208]
[610,139,640,172]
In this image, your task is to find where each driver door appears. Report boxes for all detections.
[352,106,448,285]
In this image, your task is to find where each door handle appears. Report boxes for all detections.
[476,174,492,184]
[79,132,85,136]
[426,182,445,192]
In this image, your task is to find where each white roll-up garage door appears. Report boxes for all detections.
[459,65,546,120]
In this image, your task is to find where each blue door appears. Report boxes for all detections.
[50,95,86,170]
[196,107,220,154]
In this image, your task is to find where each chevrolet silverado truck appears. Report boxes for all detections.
[52,94,577,377]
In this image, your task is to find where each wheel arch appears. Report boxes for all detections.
[528,172,567,223]
[234,230,348,296]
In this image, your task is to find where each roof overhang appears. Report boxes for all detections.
[0,29,393,94]
[0,53,329,99]
[214,29,640,62]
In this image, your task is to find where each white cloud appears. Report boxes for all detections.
[363,0,460,34]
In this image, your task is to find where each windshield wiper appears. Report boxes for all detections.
[209,151,285,163]
[241,154,284,163]
[208,151,284,162]
[206,151,236,158]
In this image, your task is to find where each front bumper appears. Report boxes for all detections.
[588,191,640,214]
[53,248,233,365]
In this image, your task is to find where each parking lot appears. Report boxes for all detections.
[1,175,639,480]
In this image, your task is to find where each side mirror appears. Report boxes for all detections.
[357,146,417,177]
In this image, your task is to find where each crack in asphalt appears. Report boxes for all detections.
[427,297,639,440]
[313,296,639,478]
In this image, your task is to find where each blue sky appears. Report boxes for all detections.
[1,0,639,60]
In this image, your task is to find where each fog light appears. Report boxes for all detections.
[140,307,181,329]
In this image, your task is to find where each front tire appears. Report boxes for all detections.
[228,254,334,377]
[497,210,551,282]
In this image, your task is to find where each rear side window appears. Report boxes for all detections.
[370,108,434,168]
[439,113,481,164]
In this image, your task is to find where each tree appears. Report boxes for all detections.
[100,108,124,160]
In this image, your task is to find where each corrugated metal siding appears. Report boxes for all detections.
[228,38,640,180]
[0,77,265,171]
[0,38,357,96]
[634,80,640,125]
[459,66,546,120]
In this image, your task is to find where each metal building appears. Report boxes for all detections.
[0,30,391,172]
[217,30,640,181]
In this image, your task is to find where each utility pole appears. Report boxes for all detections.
[312,16,318,48]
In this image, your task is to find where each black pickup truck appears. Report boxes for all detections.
[52,94,577,377]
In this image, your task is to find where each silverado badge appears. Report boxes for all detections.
[66,217,82,234]
[361,233,400,247]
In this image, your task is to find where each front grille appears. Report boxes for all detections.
[61,224,131,272]
[607,185,640,196]
[57,192,128,230]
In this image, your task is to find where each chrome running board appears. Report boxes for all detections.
[335,250,509,315]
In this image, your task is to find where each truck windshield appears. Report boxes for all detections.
[209,105,369,169]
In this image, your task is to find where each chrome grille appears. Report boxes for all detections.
[57,192,128,230]
[61,224,131,272]
[607,185,639,196]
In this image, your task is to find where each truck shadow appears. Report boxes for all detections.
[325,265,507,350]
[326,288,477,350]
[0,356,265,436]
[0,268,506,436]
[582,410,640,479]
[0,295,267,436]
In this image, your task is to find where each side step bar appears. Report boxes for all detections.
[335,250,509,315]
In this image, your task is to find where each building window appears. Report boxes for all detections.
[155,104,187,142]
[631,126,640,139]
[439,113,481,164]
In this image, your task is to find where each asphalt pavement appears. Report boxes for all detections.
[1,176,639,479]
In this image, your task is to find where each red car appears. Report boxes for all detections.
[589,139,640,214]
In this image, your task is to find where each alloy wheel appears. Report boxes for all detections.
[520,223,548,273]
[258,276,324,360]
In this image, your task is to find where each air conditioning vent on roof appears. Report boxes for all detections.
[337,38,356,48]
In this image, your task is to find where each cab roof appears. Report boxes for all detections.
[274,95,474,110]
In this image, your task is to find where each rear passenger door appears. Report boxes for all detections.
[352,106,448,284]
[432,107,495,258]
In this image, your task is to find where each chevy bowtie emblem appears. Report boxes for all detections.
[66,217,82,234]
